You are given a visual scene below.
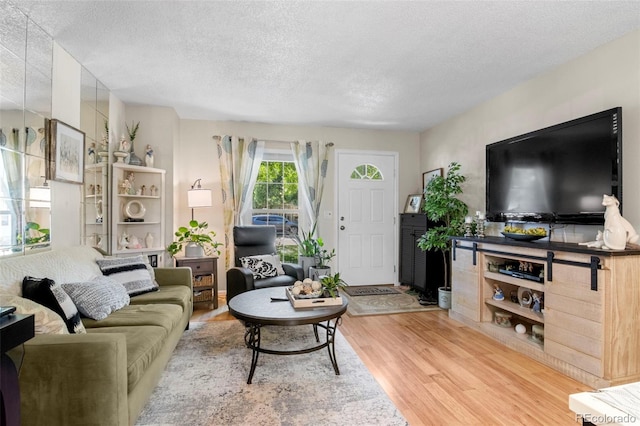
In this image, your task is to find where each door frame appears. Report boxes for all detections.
[333,149,399,285]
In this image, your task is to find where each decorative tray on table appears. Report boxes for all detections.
[501,232,545,242]
[285,287,343,309]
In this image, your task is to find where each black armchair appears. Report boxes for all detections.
[226,225,303,303]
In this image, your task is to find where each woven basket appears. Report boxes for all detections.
[193,274,213,288]
[193,289,212,302]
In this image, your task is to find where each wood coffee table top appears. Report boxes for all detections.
[228,287,348,326]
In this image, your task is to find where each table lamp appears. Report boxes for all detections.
[187,178,212,220]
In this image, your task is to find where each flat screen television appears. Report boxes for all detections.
[486,107,622,224]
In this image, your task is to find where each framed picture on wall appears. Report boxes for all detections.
[422,167,443,195]
[47,119,85,184]
[404,194,423,213]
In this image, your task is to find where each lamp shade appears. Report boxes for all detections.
[187,188,212,208]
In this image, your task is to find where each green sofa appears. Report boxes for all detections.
[0,246,193,425]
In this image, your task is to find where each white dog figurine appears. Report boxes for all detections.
[580,194,639,250]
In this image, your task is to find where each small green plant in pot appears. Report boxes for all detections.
[167,220,222,258]
[320,272,347,298]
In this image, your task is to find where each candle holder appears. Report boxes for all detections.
[475,217,485,238]
[464,222,474,237]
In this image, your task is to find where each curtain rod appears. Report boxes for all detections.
[258,139,335,148]
[214,135,334,147]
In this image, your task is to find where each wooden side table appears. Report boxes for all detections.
[1,313,35,426]
[175,256,218,309]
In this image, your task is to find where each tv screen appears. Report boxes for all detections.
[486,107,622,224]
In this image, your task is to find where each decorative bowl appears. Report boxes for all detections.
[501,232,545,242]
[295,291,323,299]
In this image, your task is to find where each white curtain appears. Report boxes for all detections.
[291,141,333,226]
[216,135,264,267]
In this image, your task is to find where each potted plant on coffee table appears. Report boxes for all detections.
[417,162,468,309]
[320,272,347,298]
[167,220,222,258]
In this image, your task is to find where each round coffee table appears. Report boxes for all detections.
[228,286,348,384]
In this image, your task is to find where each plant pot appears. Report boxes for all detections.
[309,266,330,281]
[299,256,316,278]
[185,242,204,258]
[438,286,452,310]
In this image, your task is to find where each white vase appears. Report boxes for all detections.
[309,266,330,280]
[438,287,452,310]
[145,232,154,249]
[185,242,204,258]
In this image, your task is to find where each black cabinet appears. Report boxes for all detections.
[399,214,444,298]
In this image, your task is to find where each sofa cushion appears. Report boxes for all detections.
[0,294,68,335]
[87,325,167,390]
[253,274,298,289]
[129,285,191,311]
[96,255,159,296]
[0,246,104,296]
[61,276,130,321]
[22,276,86,334]
[81,304,183,333]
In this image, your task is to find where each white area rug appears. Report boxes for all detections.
[137,320,408,426]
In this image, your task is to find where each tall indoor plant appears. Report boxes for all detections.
[417,162,468,308]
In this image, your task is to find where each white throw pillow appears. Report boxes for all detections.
[62,276,130,321]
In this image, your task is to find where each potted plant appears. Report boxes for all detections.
[320,272,347,298]
[417,162,468,309]
[310,246,336,280]
[167,220,222,258]
[296,224,321,277]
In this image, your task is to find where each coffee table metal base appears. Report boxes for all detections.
[243,319,342,384]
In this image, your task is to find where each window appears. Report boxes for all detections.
[350,163,383,180]
[252,157,299,262]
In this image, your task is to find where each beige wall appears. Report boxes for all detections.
[50,43,82,249]
[419,30,640,242]
[125,105,180,266]
[178,120,420,290]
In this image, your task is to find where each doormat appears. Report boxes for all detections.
[341,286,442,317]
[342,285,401,296]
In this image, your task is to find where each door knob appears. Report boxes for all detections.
[340,225,345,230]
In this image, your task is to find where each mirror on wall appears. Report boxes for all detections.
[0,1,52,256]
[80,66,110,253]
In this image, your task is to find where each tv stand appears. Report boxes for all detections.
[450,236,640,388]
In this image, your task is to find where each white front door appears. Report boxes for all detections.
[336,151,397,286]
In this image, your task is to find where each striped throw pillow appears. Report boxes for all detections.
[96,255,159,296]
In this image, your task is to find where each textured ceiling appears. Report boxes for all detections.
[12,1,640,132]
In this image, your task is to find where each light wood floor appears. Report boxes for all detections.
[193,298,590,425]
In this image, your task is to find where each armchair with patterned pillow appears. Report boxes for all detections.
[226,225,304,303]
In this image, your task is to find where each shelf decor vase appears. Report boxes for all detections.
[185,242,204,258]
[145,232,154,249]
[128,142,143,166]
[113,151,128,163]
